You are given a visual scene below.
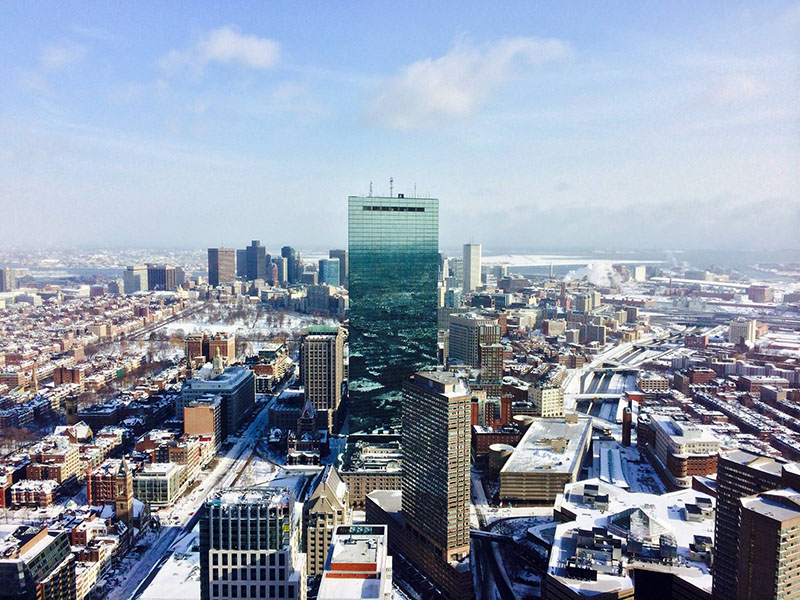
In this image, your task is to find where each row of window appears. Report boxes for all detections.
[211,567,286,581]
[211,552,286,566]
[361,205,426,212]
[211,583,295,599]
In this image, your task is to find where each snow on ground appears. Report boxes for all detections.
[160,310,336,339]
[106,401,274,600]
[490,515,553,539]
[621,446,667,494]
[512,579,540,600]
[140,528,200,600]
[236,454,278,487]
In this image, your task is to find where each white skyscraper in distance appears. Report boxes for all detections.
[463,243,481,292]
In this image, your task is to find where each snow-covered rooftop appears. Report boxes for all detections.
[549,478,715,596]
[501,416,592,475]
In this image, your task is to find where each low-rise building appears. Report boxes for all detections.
[340,440,402,509]
[9,480,58,508]
[546,479,715,600]
[499,414,592,504]
[528,383,565,418]
[317,525,392,600]
[133,462,183,506]
[0,526,76,600]
[640,415,721,488]
[637,372,669,394]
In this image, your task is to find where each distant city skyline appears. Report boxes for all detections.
[1,2,798,250]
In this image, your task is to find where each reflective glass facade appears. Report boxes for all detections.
[348,196,439,431]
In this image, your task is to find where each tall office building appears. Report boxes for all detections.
[448,314,500,368]
[317,258,340,287]
[245,240,268,281]
[200,488,305,600]
[123,265,148,294]
[713,450,799,600]
[236,249,247,278]
[737,489,800,600]
[448,313,502,393]
[438,253,449,283]
[299,325,344,433]
[0,267,17,292]
[348,195,439,431]
[328,249,348,288]
[449,257,463,286]
[272,256,288,285]
[302,466,350,576]
[208,248,236,287]
[462,243,481,292]
[281,246,300,284]
[402,372,471,563]
[146,263,177,291]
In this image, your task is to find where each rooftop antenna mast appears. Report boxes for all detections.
[389,177,394,198]
[369,180,373,197]
[414,182,417,197]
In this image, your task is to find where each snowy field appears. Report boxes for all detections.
[160,306,336,339]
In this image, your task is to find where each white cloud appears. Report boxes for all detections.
[161,26,280,73]
[708,73,766,105]
[366,36,570,130]
[40,41,87,70]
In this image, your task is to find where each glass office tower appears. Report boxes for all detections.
[348,195,439,432]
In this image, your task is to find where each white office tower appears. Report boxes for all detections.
[463,243,481,292]
[317,525,392,600]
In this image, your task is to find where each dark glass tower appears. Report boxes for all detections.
[281,246,300,284]
[246,240,267,281]
[348,195,439,432]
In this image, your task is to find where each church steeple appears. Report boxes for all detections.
[115,457,134,526]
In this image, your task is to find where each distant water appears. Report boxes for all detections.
[480,249,800,281]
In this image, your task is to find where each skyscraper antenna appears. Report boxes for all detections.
[389,177,394,198]
[414,182,417,197]
[369,180,373,197]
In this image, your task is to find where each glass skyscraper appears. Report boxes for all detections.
[348,195,439,432]
[318,258,340,286]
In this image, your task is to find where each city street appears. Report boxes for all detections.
[107,395,277,600]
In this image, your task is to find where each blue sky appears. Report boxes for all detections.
[1,1,798,251]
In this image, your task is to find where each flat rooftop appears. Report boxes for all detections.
[501,416,592,475]
[741,488,800,523]
[209,487,292,508]
[650,415,719,445]
[318,525,391,599]
[721,449,788,477]
[185,366,251,390]
[550,479,716,596]
[410,371,470,398]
